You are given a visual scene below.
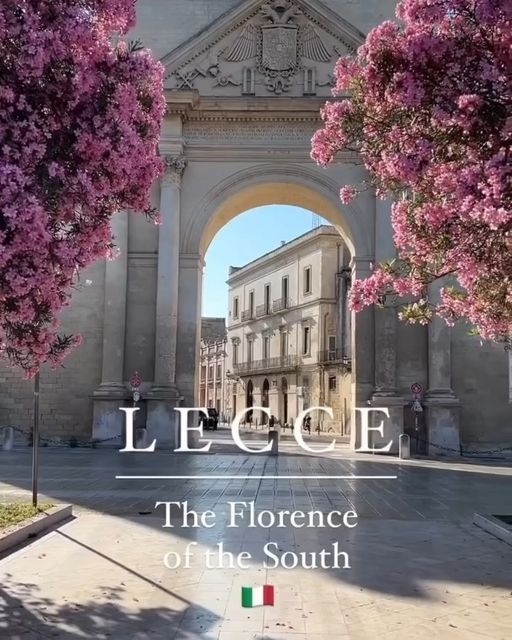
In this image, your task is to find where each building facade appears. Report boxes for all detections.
[199,318,228,419]
[0,0,509,453]
[226,226,352,433]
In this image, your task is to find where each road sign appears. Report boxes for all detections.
[412,399,423,413]
[411,382,423,395]
[130,371,142,390]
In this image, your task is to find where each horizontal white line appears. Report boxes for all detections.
[116,475,398,480]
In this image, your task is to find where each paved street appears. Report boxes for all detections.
[1,434,512,639]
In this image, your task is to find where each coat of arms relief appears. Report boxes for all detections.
[170,0,350,97]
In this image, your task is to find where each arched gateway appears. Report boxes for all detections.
[88,0,470,452]
[2,1,508,454]
[91,0,406,450]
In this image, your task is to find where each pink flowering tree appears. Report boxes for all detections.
[0,0,166,375]
[312,0,511,343]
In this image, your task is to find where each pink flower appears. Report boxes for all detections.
[340,185,356,204]
[312,0,512,341]
[0,0,165,372]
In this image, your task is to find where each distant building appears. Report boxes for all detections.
[226,226,351,434]
[199,318,228,419]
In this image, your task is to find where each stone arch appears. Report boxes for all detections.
[182,163,371,259]
[175,164,376,426]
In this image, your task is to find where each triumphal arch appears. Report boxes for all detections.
[1,0,509,453]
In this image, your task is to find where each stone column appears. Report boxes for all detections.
[424,280,461,455]
[92,212,129,442]
[175,253,205,408]
[146,154,187,447]
[370,198,405,454]
[350,257,375,450]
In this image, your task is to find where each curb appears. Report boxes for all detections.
[0,504,73,555]
[473,513,512,546]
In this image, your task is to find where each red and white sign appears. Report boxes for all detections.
[130,371,142,390]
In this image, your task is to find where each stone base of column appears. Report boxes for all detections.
[146,386,183,449]
[367,394,405,455]
[424,392,461,457]
[92,385,130,446]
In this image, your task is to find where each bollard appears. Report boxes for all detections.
[2,426,14,451]
[399,433,411,459]
[135,427,147,449]
[268,429,279,456]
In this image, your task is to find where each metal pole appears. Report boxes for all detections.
[32,371,40,508]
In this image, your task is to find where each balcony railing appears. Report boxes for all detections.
[233,355,300,375]
[319,349,352,370]
[241,309,255,322]
[256,304,272,318]
[272,297,293,312]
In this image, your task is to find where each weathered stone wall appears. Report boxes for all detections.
[0,260,105,440]
[451,328,511,449]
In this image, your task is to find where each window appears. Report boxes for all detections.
[242,67,255,95]
[263,335,270,360]
[249,290,255,318]
[328,335,337,351]
[280,330,287,357]
[232,342,239,365]
[304,68,316,95]
[282,276,289,308]
[304,266,312,295]
[233,297,239,319]
[264,284,271,315]
[247,337,253,364]
[209,365,214,380]
[216,364,222,379]
[303,326,311,355]
[329,376,337,391]
[201,365,207,382]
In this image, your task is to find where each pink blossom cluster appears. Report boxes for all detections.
[312,0,511,342]
[0,0,166,373]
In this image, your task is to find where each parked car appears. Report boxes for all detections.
[201,408,219,431]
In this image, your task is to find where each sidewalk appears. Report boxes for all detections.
[1,443,511,639]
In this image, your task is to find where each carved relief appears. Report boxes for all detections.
[162,154,187,188]
[225,0,332,94]
[168,0,353,98]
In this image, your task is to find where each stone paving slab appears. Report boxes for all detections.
[1,439,512,639]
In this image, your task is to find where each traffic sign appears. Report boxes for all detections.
[411,382,423,395]
[412,399,423,413]
[130,371,142,390]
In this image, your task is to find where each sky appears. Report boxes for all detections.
[202,205,329,318]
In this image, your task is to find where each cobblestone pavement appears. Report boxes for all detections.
[1,434,511,639]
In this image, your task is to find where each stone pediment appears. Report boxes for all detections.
[161,0,364,99]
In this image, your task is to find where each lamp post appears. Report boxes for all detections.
[32,371,40,508]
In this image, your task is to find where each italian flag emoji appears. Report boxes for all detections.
[242,585,275,608]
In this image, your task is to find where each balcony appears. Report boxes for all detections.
[272,297,293,312]
[256,304,271,318]
[319,349,352,370]
[233,355,300,375]
[241,309,255,322]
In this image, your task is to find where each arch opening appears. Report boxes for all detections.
[192,192,355,438]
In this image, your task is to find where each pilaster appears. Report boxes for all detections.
[92,212,130,442]
[424,281,461,455]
